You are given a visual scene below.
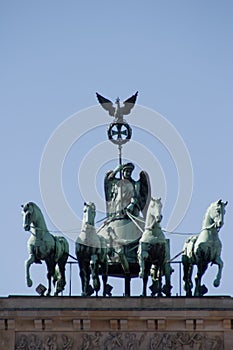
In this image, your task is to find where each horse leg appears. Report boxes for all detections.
[157,267,163,297]
[101,271,108,297]
[45,260,56,296]
[182,255,193,296]
[138,254,146,279]
[142,275,148,297]
[162,241,172,297]
[54,239,68,295]
[55,255,68,296]
[150,264,161,297]
[138,245,149,296]
[163,262,172,297]
[187,264,193,295]
[90,254,100,296]
[79,261,91,296]
[25,254,35,287]
[79,266,86,296]
[138,244,148,278]
[213,256,223,287]
[100,261,109,297]
[141,262,151,297]
[194,260,208,296]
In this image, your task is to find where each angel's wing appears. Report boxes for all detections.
[96,92,115,117]
[120,91,138,115]
[138,170,151,218]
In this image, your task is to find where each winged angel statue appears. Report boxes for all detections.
[96,91,138,122]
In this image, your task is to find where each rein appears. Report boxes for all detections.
[125,210,144,233]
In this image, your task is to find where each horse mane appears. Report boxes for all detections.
[145,197,162,230]
[201,200,224,228]
[26,202,48,230]
[202,201,214,227]
[27,201,40,210]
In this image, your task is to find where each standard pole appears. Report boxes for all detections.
[69,262,72,297]
[118,144,123,213]
[118,144,122,178]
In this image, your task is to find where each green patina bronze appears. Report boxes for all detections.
[104,162,151,219]
[75,202,110,297]
[22,202,69,296]
[138,197,172,297]
[20,92,228,298]
[96,91,138,123]
[182,199,227,296]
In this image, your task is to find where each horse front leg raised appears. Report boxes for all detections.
[25,254,35,287]
[213,255,223,288]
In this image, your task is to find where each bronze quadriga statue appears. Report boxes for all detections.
[21,93,228,298]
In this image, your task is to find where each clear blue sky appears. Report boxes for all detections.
[1,1,232,297]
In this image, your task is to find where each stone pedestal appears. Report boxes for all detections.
[0,296,233,349]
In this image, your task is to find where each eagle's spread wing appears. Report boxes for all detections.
[96,92,115,117]
[121,91,138,115]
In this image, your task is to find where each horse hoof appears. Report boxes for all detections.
[27,279,33,287]
[213,279,220,287]
[195,284,208,296]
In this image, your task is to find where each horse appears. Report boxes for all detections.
[22,202,69,296]
[75,202,110,296]
[182,199,227,296]
[137,198,172,297]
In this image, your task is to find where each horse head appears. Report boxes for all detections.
[145,197,163,228]
[83,202,96,226]
[151,197,163,223]
[21,202,35,231]
[210,199,228,229]
[21,202,41,231]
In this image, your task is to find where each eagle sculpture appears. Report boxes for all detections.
[96,91,138,122]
